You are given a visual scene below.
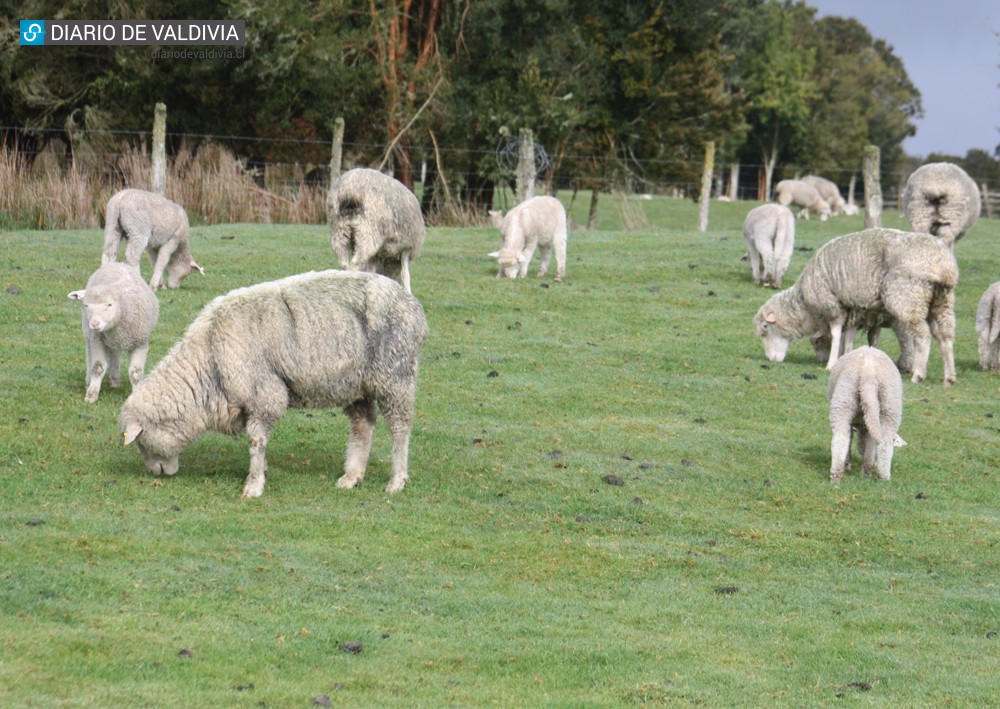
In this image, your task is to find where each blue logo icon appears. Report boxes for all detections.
[20,20,46,46]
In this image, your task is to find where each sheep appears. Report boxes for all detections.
[119,270,428,498]
[901,162,981,248]
[487,195,568,281]
[102,189,205,290]
[774,179,831,221]
[801,175,847,215]
[976,282,1000,371]
[742,203,795,288]
[327,168,426,294]
[828,346,905,483]
[67,262,159,404]
[753,228,958,385]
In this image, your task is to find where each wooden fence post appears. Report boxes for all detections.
[863,145,882,229]
[151,103,167,196]
[329,117,345,182]
[697,141,715,232]
[516,128,535,204]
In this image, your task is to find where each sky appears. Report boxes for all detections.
[809,0,999,158]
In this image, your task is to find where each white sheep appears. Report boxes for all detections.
[774,179,831,221]
[327,168,426,294]
[102,189,205,290]
[901,162,981,248]
[68,262,159,404]
[976,282,1000,371]
[487,195,568,281]
[753,228,958,385]
[828,346,905,483]
[802,175,847,215]
[742,203,795,288]
[120,270,428,498]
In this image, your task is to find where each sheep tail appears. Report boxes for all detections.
[858,378,883,443]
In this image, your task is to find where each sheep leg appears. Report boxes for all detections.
[122,225,149,268]
[554,235,567,282]
[148,239,178,290]
[337,399,377,490]
[859,429,878,478]
[126,345,150,387]
[830,425,851,482]
[747,247,763,285]
[825,319,845,370]
[928,292,957,385]
[399,252,412,294]
[241,417,274,499]
[518,245,535,278]
[841,326,857,356]
[536,245,552,278]
[102,225,122,265]
[382,398,414,494]
[84,338,109,404]
[107,348,122,388]
[873,437,895,481]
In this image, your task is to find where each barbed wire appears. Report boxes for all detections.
[495,136,552,177]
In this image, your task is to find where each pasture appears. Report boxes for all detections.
[1,196,997,706]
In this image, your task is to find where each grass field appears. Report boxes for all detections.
[1,196,998,706]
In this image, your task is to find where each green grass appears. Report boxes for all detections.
[1,197,998,706]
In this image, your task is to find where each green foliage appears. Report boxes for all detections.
[2,202,999,705]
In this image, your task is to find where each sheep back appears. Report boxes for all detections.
[902,162,981,246]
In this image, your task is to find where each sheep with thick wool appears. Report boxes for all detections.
[68,262,159,403]
[976,282,1000,371]
[753,228,958,385]
[774,179,831,221]
[743,203,795,288]
[119,270,428,498]
[102,189,204,290]
[901,162,981,248]
[327,168,425,294]
[488,195,568,281]
[802,175,846,216]
[828,346,905,483]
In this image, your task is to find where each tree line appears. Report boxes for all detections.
[3,0,997,214]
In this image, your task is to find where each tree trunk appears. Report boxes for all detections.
[728,161,740,200]
[587,189,600,230]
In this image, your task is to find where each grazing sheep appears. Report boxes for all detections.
[774,179,831,221]
[828,347,905,482]
[743,203,795,288]
[753,228,958,385]
[802,175,847,215]
[976,282,1000,371]
[68,262,159,404]
[488,195,568,281]
[327,168,426,294]
[901,162,981,248]
[102,189,205,290]
[120,270,428,498]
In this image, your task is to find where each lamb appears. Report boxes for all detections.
[327,168,426,294]
[487,195,568,281]
[102,189,205,290]
[773,179,831,221]
[901,162,981,248]
[753,228,958,385]
[742,203,795,288]
[68,262,159,404]
[828,346,905,483]
[119,270,428,498]
[976,282,1000,371]
[802,175,846,215]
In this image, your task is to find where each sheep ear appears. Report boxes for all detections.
[68,290,86,300]
[487,251,500,259]
[517,253,528,265]
[123,423,143,446]
[765,312,777,324]
[893,434,907,448]
[191,260,206,276]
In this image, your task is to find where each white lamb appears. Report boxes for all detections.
[327,168,426,294]
[102,189,205,290]
[976,282,1000,371]
[742,203,795,288]
[68,262,159,403]
[902,162,981,248]
[774,179,831,221]
[753,228,958,385]
[488,195,568,281]
[802,175,846,215]
[828,346,905,483]
[119,270,428,498]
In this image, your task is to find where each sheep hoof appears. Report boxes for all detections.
[336,472,363,489]
[385,475,408,494]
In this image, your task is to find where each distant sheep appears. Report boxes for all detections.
[901,162,981,248]
[742,203,795,288]
[802,175,846,215]
[120,271,428,498]
[753,228,958,385]
[327,168,426,294]
[102,189,204,290]
[68,262,159,403]
[976,282,1000,371]
[774,179,831,221]
[488,195,568,281]
[828,347,905,482]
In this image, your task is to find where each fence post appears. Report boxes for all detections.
[863,145,882,229]
[151,103,167,195]
[329,117,345,182]
[516,128,535,204]
[697,141,715,232]
[980,182,991,219]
